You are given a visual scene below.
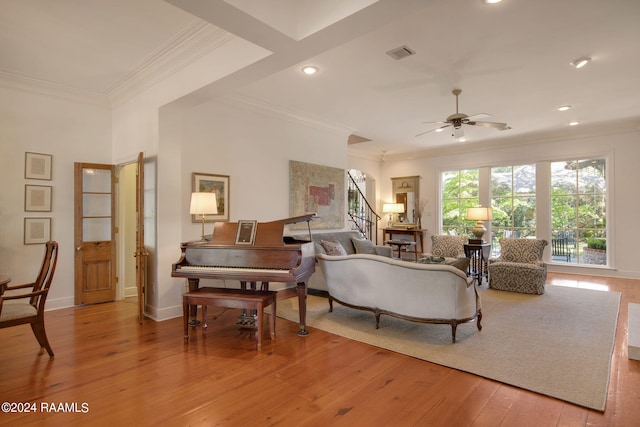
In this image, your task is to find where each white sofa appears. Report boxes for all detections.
[317,253,482,342]
[289,231,392,292]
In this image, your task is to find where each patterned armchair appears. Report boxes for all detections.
[429,235,467,259]
[488,238,548,295]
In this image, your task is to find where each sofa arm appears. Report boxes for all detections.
[374,245,393,258]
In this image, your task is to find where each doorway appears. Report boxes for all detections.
[116,162,137,301]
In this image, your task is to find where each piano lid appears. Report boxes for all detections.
[195,214,316,247]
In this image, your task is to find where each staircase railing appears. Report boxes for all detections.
[347,170,380,243]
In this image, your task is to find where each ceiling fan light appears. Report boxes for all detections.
[557,105,572,111]
[435,128,444,132]
[570,57,591,69]
[569,121,580,126]
[482,0,502,4]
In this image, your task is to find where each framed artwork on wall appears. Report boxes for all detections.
[289,160,344,229]
[191,172,229,222]
[25,185,52,212]
[24,217,51,244]
[25,152,52,180]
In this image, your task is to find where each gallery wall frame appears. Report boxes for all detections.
[25,185,52,212]
[191,172,229,222]
[24,217,51,244]
[25,152,52,180]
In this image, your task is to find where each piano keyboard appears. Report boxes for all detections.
[178,265,291,274]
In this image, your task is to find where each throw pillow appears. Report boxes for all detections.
[351,237,376,254]
[320,239,348,256]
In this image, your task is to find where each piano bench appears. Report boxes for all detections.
[182,288,277,351]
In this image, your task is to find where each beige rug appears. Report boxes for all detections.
[277,285,620,411]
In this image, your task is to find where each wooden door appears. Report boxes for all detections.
[74,163,116,305]
[134,152,148,323]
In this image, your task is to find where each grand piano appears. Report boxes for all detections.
[171,214,315,336]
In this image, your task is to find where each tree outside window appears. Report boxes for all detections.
[491,165,536,255]
[551,159,606,265]
[441,169,479,236]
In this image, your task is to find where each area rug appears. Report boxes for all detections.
[277,285,620,411]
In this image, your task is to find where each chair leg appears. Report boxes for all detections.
[31,319,54,358]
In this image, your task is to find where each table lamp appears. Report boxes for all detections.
[190,192,218,241]
[383,203,405,227]
[466,206,493,242]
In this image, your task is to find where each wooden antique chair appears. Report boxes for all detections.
[0,241,59,357]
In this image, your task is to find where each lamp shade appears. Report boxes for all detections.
[190,192,218,215]
[466,206,493,221]
[382,203,405,214]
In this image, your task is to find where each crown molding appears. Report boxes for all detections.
[107,19,234,106]
[0,69,109,107]
[221,93,354,136]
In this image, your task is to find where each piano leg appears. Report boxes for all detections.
[296,282,308,336]
[187,278,200,326]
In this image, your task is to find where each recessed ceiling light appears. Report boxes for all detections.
[558,105,572,111]
[569,121,580,126]
[570,57,591,69]
[482,0,503,4]
[301,66,318,75]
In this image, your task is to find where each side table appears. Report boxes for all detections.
[383,228,426,261]
[385,240,416,259]
[464,242,491,285]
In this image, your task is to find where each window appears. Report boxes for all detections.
[550,159,606,265]
[441,169,479,235]
[491,165,536,253]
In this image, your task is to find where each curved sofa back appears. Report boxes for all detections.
[317,254,478,320]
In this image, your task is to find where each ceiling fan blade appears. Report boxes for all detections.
[415,124,451,137]
[469,121,508,129]
[421,120,448,124]
[466,113,490,121]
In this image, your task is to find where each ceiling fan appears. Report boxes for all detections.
[416,88,510,140]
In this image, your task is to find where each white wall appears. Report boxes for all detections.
[148,96,349,319]
[379,129,640,279]
[0,86,111,308]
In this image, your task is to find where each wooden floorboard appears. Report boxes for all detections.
[1,272,639,426]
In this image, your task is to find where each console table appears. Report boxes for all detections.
[464,242,491,285]
[383,228,426,261]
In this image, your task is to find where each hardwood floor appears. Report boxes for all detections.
[1,273,639,426]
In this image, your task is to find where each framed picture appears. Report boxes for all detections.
[25,185,52,212]
[192,173,229,222]
[25,152,52,180]
[235,220,257,245]
[24,217,51,244]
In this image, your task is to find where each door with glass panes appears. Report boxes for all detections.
[74,163,116,304]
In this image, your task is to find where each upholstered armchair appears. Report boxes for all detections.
[488,238,548,295]
[428,235,467,260]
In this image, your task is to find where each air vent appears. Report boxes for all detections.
[385,45,416,60]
